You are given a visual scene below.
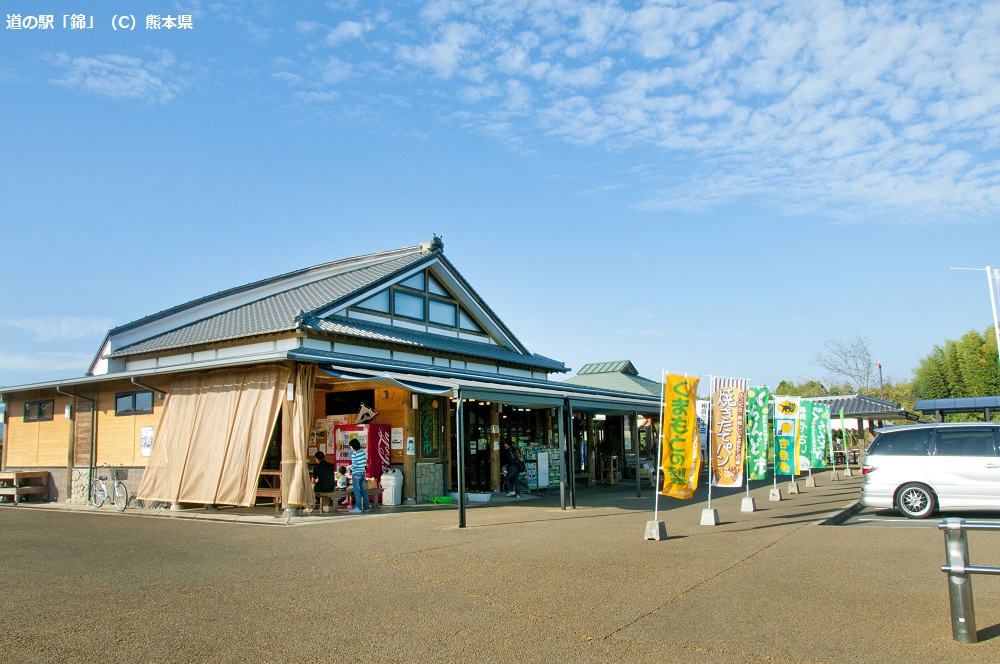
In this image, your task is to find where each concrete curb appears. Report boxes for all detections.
[815,499,863,526]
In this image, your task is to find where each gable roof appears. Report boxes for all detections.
[809,394,919,421]
[563,360,660,397]
[109,250,429,358]
[101,237,560,373]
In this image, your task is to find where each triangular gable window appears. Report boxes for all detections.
[356,289,390,313]
[350,269,489,338]
[400,272,425,291]
[459,308,484,333]
[427,274,447,297]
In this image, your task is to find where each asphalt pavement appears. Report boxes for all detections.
[1,471,999,663]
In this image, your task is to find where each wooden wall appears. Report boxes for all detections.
[4,394,74,467]
[3,379,170,469]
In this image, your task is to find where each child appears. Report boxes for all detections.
[335,466,349,504]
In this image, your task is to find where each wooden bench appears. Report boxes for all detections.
[0,471,49,505]
[253,487,282,513]
[316,488,383,513]
[573,473,591,486]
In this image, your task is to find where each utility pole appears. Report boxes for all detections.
[877,361,884,400]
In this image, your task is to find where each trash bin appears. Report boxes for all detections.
[381,467,403,506]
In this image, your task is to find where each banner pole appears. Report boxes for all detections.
[772,394,778,492]
[654,369,665,522]
[707,374,714,511]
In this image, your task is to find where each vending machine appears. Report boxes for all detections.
[331,424,391,484]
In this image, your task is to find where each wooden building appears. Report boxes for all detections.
[0,237,659,510]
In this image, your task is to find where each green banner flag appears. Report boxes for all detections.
[745,386,770,480]
[811,403,831,469]
[797,400,814,470]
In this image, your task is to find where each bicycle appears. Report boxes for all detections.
[91,464,128,512]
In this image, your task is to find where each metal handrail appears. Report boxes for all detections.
[938,518,1000,643]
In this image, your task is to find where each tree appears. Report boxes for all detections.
[774,380,829,397]
[814,335,876,392]
[912,326,1000,400]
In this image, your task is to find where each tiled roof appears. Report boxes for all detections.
[111,252,427,357]
[307,315,567,372]
[809,394,918,420]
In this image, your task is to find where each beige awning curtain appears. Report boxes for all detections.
[137,365,291,506]
[282,363,315,508]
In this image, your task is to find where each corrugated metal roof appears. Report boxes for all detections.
[577,360,637,376]
[110,252,427,357]
[563,361,659,397]
[915,396,1000,414]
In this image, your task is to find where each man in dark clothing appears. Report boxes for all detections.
[312,450,337,492]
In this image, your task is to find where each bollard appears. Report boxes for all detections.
[942,518,977,643]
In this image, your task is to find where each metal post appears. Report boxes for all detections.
[633,410,641,498]
[455,388,466,529]
[558,405,566,510]
[942,518,977,643]
[567,401,576,509]
[988,267,1000,370]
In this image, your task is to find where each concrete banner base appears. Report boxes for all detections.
[768,488,782,501]
[805,475,817,488]
[831,471,840,481]
[788,481,800,494]
[741,496,757,512]
[645,520,668,540]
[700,508,719,526]
[842,467,853,477]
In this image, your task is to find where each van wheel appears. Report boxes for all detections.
[897,483,936,519]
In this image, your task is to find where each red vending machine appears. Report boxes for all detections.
[331,424,391,485]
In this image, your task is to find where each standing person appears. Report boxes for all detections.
[502,440,524,497]
[349,438,370,513]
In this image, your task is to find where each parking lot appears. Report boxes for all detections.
[2,474,999,663]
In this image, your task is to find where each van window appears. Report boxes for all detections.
[933,428,998,457]
[868,428,932,455]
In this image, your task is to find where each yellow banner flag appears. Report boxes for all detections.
[660,373,701,499]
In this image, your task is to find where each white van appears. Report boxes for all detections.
[860,422,1000,518]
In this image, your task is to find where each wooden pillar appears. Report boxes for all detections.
[403,394,417,502]
[490,403,500,490]
[444,398,453,492]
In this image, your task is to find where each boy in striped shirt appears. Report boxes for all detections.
[349,438,370,513]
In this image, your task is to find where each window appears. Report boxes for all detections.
[394,290,425,320]
[459,309,484,333]
[869,428,932,456]
[427,274,447,296]
[400,272,425,290]
[356,289,390,313]
[934,428,997,457]
[24,400,54,422]
[350,268,489,336]
[115,391,153,416]
[428,299,457,326]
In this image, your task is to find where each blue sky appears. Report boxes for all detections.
[2,0,1000,393]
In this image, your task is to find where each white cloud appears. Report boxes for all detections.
[397,21,481,79]
[49,50,185,104]
[284,1,1000,222]
[325,20,367,46]
[1,317,113,342]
